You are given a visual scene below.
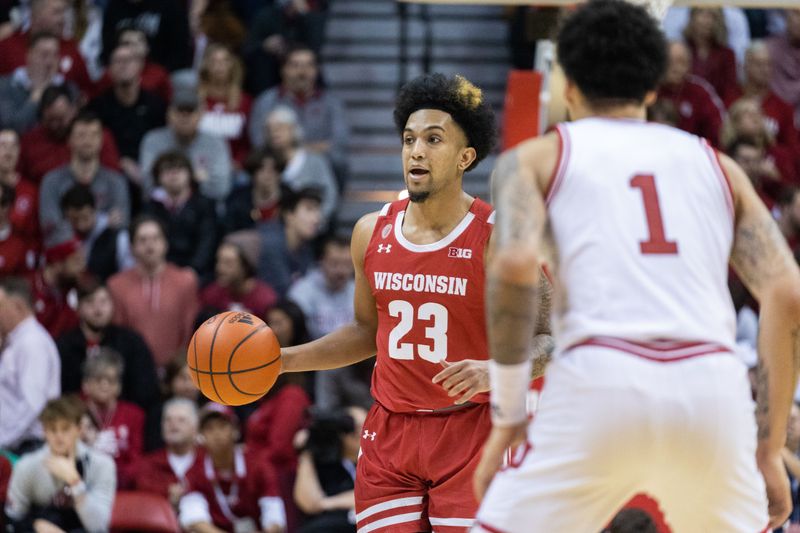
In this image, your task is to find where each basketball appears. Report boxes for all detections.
[188,311,282,406]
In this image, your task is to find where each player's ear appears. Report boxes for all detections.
[458,147,477,171]
[643,91,658,107]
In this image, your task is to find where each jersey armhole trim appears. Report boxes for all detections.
[701,138,735,222]
[545,125,570,205]
[378,203,391,217]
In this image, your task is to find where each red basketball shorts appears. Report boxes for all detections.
[355,402,491,532]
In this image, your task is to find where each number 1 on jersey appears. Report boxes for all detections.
[630,174,679,255]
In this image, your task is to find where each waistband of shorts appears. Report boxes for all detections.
[564,336,733,363]
[375,399,485,416]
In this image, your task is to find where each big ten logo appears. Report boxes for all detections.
[448,247,472,259]
[228,312,255,325]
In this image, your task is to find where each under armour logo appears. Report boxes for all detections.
[377,244,392,254]
[362,429,376,441]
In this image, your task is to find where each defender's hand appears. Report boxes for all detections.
[432,360,489,404]
[473,423,527,503]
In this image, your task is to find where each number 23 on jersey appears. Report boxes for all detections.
[388,300,448,363]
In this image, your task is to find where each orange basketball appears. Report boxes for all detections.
[188,311,282,406]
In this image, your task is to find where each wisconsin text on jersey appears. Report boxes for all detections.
[372,272,469,296]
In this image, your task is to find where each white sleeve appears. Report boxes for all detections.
[179,491,213,529]
[259,496,287,529]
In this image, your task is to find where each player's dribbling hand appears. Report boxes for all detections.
[473,423,527,503]
[432,360,489,404]
[758,449,792,528]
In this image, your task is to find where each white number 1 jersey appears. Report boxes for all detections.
[547,118,737,358]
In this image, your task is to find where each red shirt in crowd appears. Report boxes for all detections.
[9,178,40,244]
[658,76,725,147]
[244,384,310,472]
[0,454,10,530]
[0,31,93,95]
[201,93,252,166]
[200,280,278,319]
[688,43,738,105]
[725,88,800,163]
[181,446,284,532]
[30,270,79,339]
[86,400,145,490]
[134,448,202,500]
[0,227,35,276]
[94,61,172,103]
[19,126,121,185]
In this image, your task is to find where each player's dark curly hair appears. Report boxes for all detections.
[557,0,667,107]
[393,73,496,171]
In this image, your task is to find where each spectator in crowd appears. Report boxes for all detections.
[201,240,278,317]
[294,407,365,533]
[663,6,750,70]
[0,0,93,94]
[0,453,10,530]
[265,105,338,222]
[80,348,144,489]
[0,32,64,134]
[139,86,233,201]
[61,184,134,281]
[778,188,800,255]
[180,403,287,533]
[657,40,725,146]
[767,9,800,127]
[31,238,85,338]
[197,43,252,166]
[249,45,349,186]
[101,0,192,72]
[725,41,799,161]
[4,396,116,533]
[258,186,322,297]
[20,84,120,185]
[0,184,36,276]
[57,280,160,416]
[108,215,199,368]
[224,147,284,234]
[40,110,130,247]
[143,150,218,280]
[288,236,373,411]
[190,0,247,63]
[721,98,797,186]
[289,235,354,340]
[267,299,311,349]
[164,354,203,405]
[0,277,61,455]
[88,42,167,190]
[95,28,172,103]
[0,129,39,241]
[242,3,289,94]
[135,398,200,508]
[727,136,782,209]
[682,8,738,103]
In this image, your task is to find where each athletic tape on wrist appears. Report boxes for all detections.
[489,359,532,426]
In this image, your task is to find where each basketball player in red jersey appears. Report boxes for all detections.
[280,73,534,532]
[472,1,800,532]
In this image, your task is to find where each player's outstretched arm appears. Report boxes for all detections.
[474,133,559,502]
[281,213,380,373]
[725,153,800,528]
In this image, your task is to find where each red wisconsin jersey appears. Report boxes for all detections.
[364,198,494,413]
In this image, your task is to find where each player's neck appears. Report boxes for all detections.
[405,187,473,236]
[576,105,647,122]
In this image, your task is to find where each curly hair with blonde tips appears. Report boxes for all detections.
[393,73,496,172]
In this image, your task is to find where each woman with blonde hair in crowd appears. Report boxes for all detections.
[197,42,252,166]
[683,7,737,103]
[722,98,796,186]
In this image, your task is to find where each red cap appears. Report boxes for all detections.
[44,239,81,264]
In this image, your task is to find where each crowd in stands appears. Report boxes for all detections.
[0,0,796,531]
